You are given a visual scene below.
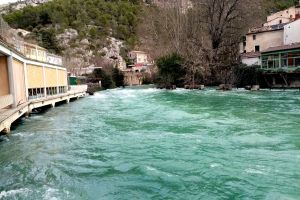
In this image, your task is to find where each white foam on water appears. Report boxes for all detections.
[140,88,161,94]
[43,188,60,200]
[195,139,202,143]
[146,166,157,172]
[245,168,266,175]
[171,88,189,94]
[0,188,30,199]
[90,92,108,99]
[145,166,176,178]
[12,132,34,137]
[210,163,222,168]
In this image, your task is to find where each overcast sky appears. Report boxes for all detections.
[0,0,18,5]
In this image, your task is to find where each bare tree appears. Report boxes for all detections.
[180,5,209,87]
[138,0,268,85]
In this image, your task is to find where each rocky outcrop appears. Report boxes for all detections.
[147,0,193,13]
[57,29,127,74]
[99,37,126,70]
[56,29,78,46]
[217,84,233,91]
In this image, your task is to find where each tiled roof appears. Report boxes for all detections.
[241,52,261,58]
[247,23,287,34]
[262,43,300,53]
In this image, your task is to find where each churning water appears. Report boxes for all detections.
[0,87,300,199]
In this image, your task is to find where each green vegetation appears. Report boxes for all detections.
[156,53,186,88]
[3,0,141,53]
[234,65,261,87]
[269,0,299,10]
[90,67,125,90]
[112,68,125,88]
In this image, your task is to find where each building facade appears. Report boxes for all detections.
[241,2,300,66]
[264,5,300,26]
[261,44,300,69]
[241,52,261,66]
[242,25,285,53]
[260,44,300,88]
[0,39,68,109]
[284,19,300,45]
[128,50,152,72]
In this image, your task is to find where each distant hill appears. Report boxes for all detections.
[1,0,141,70]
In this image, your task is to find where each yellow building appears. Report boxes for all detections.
[0,39,68,109]
[21,42,47,62]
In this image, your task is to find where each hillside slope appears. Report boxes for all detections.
[2,0,140,72]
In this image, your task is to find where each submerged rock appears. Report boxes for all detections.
[218,84,232,91]
[184,85,205,90]
[251,85,260,91]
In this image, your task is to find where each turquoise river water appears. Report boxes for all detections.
[0,87,300,200]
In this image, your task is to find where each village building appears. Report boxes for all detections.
[284,19,300,44]
[0,39,68,105]
[240,2,300,88]
[241,2,300,66]
[264,5,300,26]
[0,16,86,133]
[0,17,69,108]
[261,43,300,88]
[127,50,152,72]
[124,50,153,86]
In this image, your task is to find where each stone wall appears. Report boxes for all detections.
[124,71,143,86]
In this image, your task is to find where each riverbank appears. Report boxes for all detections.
[1,87,300,199]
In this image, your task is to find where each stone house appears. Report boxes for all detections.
[241,1,300,66]
[128,50,152,72]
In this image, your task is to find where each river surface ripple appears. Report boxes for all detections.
[1,87,300,200]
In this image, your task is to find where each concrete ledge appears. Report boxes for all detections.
[0,103,29,133]
[0,95,13,110]
[0,91,86,134]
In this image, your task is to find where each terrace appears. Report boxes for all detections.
[261,43,300,72]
